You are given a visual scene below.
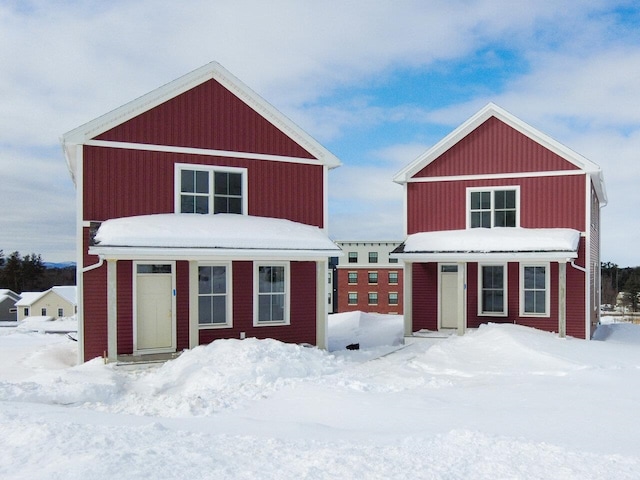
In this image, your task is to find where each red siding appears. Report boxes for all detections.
[407,174,586,234]
[96,78,316,159]
[412,263,438,331]
[176,261,190,351]
[198,261,317,346]
[116,261,133,354]
[336,268,403,314]
[415,117,580,177]
[83,146,324,227]
[83,265,108,361]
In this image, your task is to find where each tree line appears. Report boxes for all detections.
[601,262,640,311]
[0,250,76,293]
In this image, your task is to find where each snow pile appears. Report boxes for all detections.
[16,315,77,333]
[328,311,404,352]
[403,227,580,253]
[94,213,341,252]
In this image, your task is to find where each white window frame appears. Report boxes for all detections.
[348,252,358,263]
[466,186,520,229]
[368,292,378,305]
[348,271,358,284]
[198,262,233,329]
[520,263,550,317]
[478,263,508,317]
[368,271,378,284]
[388,271,398,285]
[253,262,290,326]
[175,163,248,215]
[388,292,399,305]
[347,292,358,305]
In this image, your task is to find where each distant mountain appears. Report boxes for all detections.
[44,262,76,269]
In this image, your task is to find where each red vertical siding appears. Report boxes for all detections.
[198,261,317,346]
[176,261,190,351]
[407,175,586,234]
[415,117,580,177]
[96,78,316,159]
[412,263,438,331]
[83,146,324,227]
[116,261,133,354]
[83,266,108,361]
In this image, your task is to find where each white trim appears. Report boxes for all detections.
[367,291,379,306]
[76,147,85,363]
[174,163,248,215]
[89,246,339,261]
[519,262,551,317]
[316,259,328,349]
[478,263,508,317]
[406,169,586,183]
[323,165,328,232]
[395,251,577,263]
[466,185,521,229]
[197,262,233,329]
[438,263,458,330]
[132,261,177,355]
[85,139,325,167]
[253,261,290,326]
[347,291,358,305]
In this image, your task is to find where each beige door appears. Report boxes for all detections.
[440,265,459,329]
[135,264,174,353]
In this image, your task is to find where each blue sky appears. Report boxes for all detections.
[1,0,640,267]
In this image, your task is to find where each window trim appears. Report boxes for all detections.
[478,263,508,317]
[175,163,248,215]
[57,308,64,317]
[466,186,520,229]
[519,262,550,317]
[253,261,290,326]
[368,252,378,263]
[348,271,358,284]
[368,271,378,285]
[368,292,378,306]
[198,262,233,329]
[388,292,399,306]
[388,271,399,285]
[347,291,358,305]
[348,252,358,263]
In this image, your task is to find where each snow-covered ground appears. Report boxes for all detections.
[1,312,640,479]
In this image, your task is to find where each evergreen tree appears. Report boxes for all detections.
[22,253,46,291]
[1,251,23,292]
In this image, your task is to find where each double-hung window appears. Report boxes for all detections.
[520,264,549,316]
[348,271,358,284]
[479,264,507,316]
[176,164,247,215]
[348,292,358,305]
[368,271,378,284]
[198,264,231,327]
[368,292,378,305]
[348,252,358,263]
[255,263,289,325]
[389,271,398,284]
[388,292,399,305]
[468,187,519,228]
[369,252,378,263]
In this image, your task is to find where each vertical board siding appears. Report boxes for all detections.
[116,261,133,354]
[589,184,601,337]
[83,265,108,361]
[412,263,438,331]
[198,261,316,346]
[407,175,586,234]
[176,261,190,351]
[414,117,580,177]
[96,79,316,159]
[83,146,325,227]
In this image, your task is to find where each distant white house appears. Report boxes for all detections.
[0,289,20,321]
[15,286,77,321]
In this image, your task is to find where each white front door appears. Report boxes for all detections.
[439,264,459,329]
[134,263,175,354]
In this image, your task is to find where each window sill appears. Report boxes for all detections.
[199,323,233,329]
[253,320,290,327]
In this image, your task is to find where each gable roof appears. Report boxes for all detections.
[393,103,607,205]
[62,61,341,183]
[0,289,19,302]
[15,286,77,307]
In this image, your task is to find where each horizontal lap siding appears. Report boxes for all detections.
[95,78,315,159]
[414,117,579,177]
[83,146,324,227]
[199,261,316,346]
[412,263,438,331]
[408,175,586,234]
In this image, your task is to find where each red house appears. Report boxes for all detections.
[392,104,606,339]
[62,62,342,363]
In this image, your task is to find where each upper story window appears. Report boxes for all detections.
[468,186,519,228]
[348,271,358,284]
[368,271,378,284]
[348,252,358,263]
[369,252,378,263]
[176,164,247,215]
[388,271,398,284]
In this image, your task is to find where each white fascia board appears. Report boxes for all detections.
[392,103,604,185]
[390,250,578,263]
[89,246,342,261]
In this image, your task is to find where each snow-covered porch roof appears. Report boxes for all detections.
[391,227,581,262]
[89,214,342,261]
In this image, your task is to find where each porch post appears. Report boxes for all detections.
[188,260,199,349]
[106,259,118,362]
[457,262,466,336]
[316,259,328,349]
[559,261,567,338]
[403,261,413,337]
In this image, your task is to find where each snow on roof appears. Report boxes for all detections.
[399,227,580,258]
[93,214,341,254]
[0,289,19,302]
[15,292,44,307]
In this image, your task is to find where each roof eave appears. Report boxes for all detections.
[390,250,579,263]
